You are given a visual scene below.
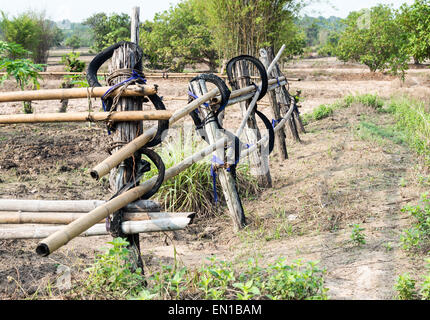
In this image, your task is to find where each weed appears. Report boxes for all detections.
[387,96,430,166]
[400,193,430,252]
[142,129,260,216]
[313,104,334,120]
[355,121,406,146]
[394,273,417,300]
[82,238,145,299]
[350,224,366,246]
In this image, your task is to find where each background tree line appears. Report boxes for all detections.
[0,0,429,75]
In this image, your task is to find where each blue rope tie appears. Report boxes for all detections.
[276,77,281,86]
[272,118,283,128]
[210,155,240,204]
[101,70,147,112]
[100,70,146,135]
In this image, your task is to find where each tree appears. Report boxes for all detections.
[65,35,82,51]
[398,0,430,64]
[0,11,63,64]
[84,13,130,53]
[335,5,409,76]
[0,41,44,113]
[140,0,218,72]
[203,0,306,60]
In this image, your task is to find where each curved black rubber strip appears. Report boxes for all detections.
[138,148,166,200]
[255,109,275,155]
[144,94,169,148]
[190,73,231,113]
[86,41,143,88]
[86,41,168,148]
[226,55,268,101]
[188,73,231,142]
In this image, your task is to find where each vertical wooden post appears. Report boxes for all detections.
[189,80,246,231]
[235,61,272,188]
[108,8,143,271]
[263,47,301,143]
[131,7,140,44]
[259,48,288,159]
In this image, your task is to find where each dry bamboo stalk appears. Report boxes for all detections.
[1,216,194,240]
[0,199,161,212]
[0,211,192,224]
[0,110,173,124]
[36,138,227,256]
[90,78,286,181]
[90,87,219,180]
[0,85,157,103]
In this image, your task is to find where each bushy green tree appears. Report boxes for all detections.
[398,0,430,64]
[83,13,130,53]
[336,5,409,76]
[203,0,305,59]
[0,11,62,64]
[65,35,82,51]
[140,0,217,72]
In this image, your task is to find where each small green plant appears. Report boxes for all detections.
[0,41,44,113]
[83,237,145,299]
[420,258,430,300]
[394,273,417,300]
[400,193,430,252]
[350,224,366,246]
[313,104,333,121]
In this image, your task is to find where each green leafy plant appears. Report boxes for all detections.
[400,193,430,252]
[0,40,44,113]
[350,224,366,245]
[83,237,146,299]
[394,273,418,300]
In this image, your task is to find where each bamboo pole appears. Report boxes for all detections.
[0,199,161,212]
[1,216,194,240]
[90,78,286,181]
[90,88,219,180]
[36,138,227,256]
[0,85,157,103]
[0,211,193,224]
[0,110,173,124]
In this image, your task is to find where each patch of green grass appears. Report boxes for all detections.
[400,193,430,253]
[76,239,329,300]
[138,256,328,300]
[142,130,260,216]
[386,96,430,166]
[355,121,407,146]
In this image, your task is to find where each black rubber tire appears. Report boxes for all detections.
[139,148,165,200]
[226,55,268,101]
[255,109,275,155]
[86,41,168,148]
[189,73,231,112]
[145,94,169,148]
[86,41,143,89]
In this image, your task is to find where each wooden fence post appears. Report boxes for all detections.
[108,7,144,270]
[189,80,246,231]
[234,61,272,188]
[259,48,288,159]
[262,47,301,142]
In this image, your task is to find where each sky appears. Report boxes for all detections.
[0,0,417,22]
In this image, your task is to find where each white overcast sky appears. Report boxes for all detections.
[0,0,416,22]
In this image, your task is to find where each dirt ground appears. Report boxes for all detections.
[0,55,429,300]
